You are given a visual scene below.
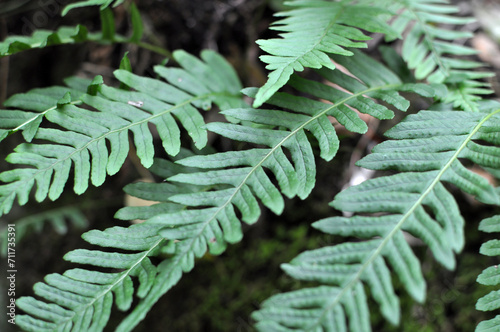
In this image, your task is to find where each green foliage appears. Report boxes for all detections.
[253,102,500,331]
[14,158,194,332]
[0,6,144,57]
[476,215,500,331]
[252,0,398,107]
[384,0,494,111]
[61,0,126,16]
[1,0,499,331]
[0,50,244,216]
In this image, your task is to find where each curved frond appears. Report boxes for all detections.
[15,158,194,332]
[104,50,436,331]
[0,206,88,258]
[0,5,137,58]
[253,101,500,331]
[62,0,125,16]
[253,0,398,107]
[476,215,500,332]
[387,0,493,111]
[0,25,101,58]
[0,50,244,216]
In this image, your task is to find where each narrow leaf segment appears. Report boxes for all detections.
[476,215,500,332]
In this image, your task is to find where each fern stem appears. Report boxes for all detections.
[305,107,500,331]
[133,41,172,58]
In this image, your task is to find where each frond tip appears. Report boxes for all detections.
[253,0,397,107]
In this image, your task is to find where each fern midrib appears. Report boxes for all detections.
[0,91,232,205]
[304,108,500,331]
[11,100,82,132]
[54,237,165,328]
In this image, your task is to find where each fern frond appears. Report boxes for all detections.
[252,0,398,107]
[0,50,244,216]
[15,157,195,332]
[16,222,167,332]
[0,25,99,57]
[61,0,125,16]
[101,50,436,331]
[0,206,88,258]
[387,0,494,110]
[476,215,500,332]
[0,6,142,57]
[253,101,500,331]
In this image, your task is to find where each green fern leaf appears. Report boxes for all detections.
[61,0,125,16]
[0,5,145,58]
[476,215,500,331]
[0,50,244,216]
[16,223,166,332]
[253,101,500,331]
[0,25,98,57]
[74,50,436,331]
[253,0,398,107]
[14,157,193,332]
[385,0,494,111]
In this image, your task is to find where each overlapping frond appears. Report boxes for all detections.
[386,0,493,111]
[476,215,500,332]
[0,206,88,258]
[15,156,201,332]
[62,0,125,16]
[0,50,244,216]
[14,156,200,332]
[16,220,167,332]
[0,5,143,58]
[70,50,435,331]
[252,0,398,107]
[253,101,500,331]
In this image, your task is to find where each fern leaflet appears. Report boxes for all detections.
[252,0,398,107]
[253,101,500,331]
[0,50,244,216]
[61,0,125,16]
[476,215,500,331]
